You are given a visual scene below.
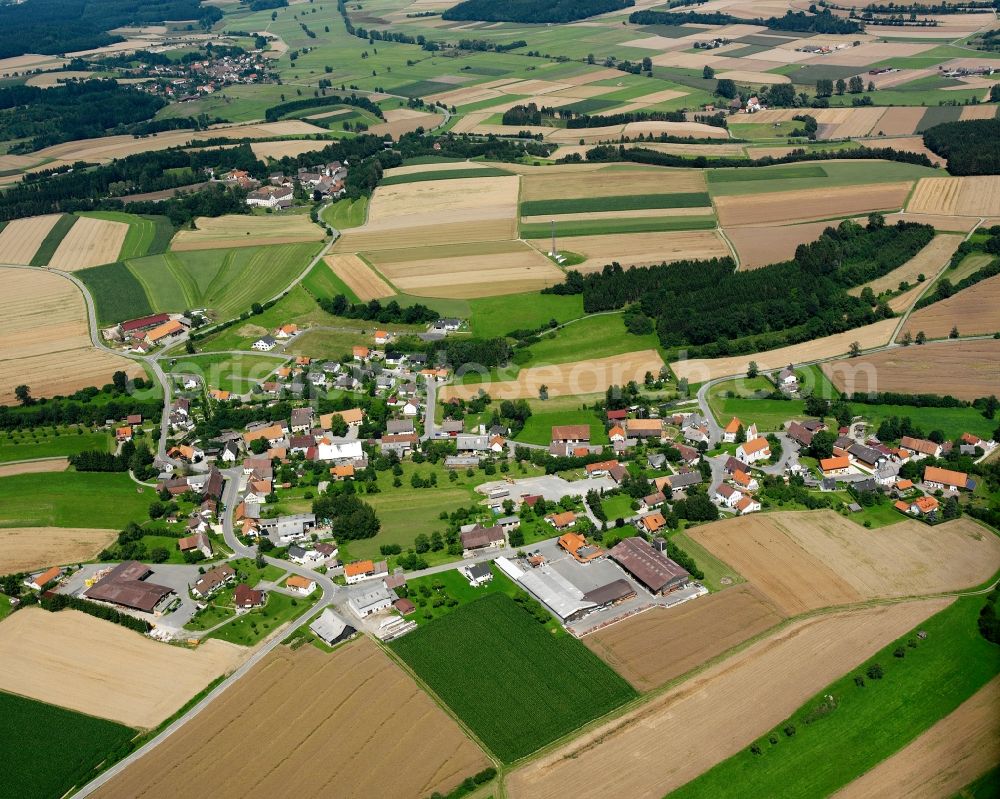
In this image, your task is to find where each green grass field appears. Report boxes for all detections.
[514,407,610,446]
[167,352,286,393]
[0,427,113,463]
[0,471,158,529]
[708,165,827,184]
[520,215,716,238]
[669,597,1000,799]
[301,259,360,303]
[706,160,942,197]
[126,242,321,319]
[390,593,637,762]
[521,192,712,216]
[79,211,174,259]
[77,261,154,324]
[467,293,584,338]
[404,563,524,625]
[1,690,135,799]
[205,590,311,646]
[381,167,512,185]
[29,214,78,266]
[321,197,368,230]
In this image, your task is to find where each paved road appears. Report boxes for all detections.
[422,377,437,441]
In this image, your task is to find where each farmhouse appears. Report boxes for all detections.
[735,495,761,514]
[923,466,974,491]
[84,561,176,614]
[558,532,604,563]
[348,584,393,617]
[910,495,940,516]
[285,575,316,596]
[626,419,663,440]
[345,560,377,584]
[309,608,355,645]
[192,564,236,598]
[664,471,702,496]
[145,319,186,346]
[380,433,418,456]
[900,436,941,459]
[460,524,507,557]
[178,531,213,558]
[551,425,590,445]
[245,185,293,209]
[119,312,170,338]
[26,566,63,591]
[609,537,690,595]
[638,512,667,535]
[820,455,851,476]
[736,436,770,464]
[849,443,885,470]
[546,511,577,531]
[787,421,814,447]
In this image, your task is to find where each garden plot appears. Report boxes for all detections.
[47,215,128,271]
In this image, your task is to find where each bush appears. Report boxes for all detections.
[866,663,884,680]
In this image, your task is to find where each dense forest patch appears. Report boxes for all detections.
[443,0,634,24]
[923,118,1000,176]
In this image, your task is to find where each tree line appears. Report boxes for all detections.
[442,0,634,23]
[545,219,933,351]
[628,7,862,33]
[42,591,152,633]
[264,93,385,122]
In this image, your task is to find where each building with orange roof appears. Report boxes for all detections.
[209,389,231,401]
[320,408,364,428]
[27,566,63,591]
[285,574,316,595]
[295,356,311,366]
[895,478,913,491]
[626,418,664,439]
[736,495,761,514]
[923,466,972,491]
[115,426,133,442]
[344,560,375,584]
[722,416,743,443]
[558,531,604,562]
[274,323,298,338]
[243,424,286,446]
[374,329,390,344]
[732,469,758,491]
[894,500,910,513]
[276,366,291,379]
[608,425,625,441]
[911,495,940,515]
[546,511,577,530]
[586,459,619,477]
[330,464,355,480]
[144,319,184,345]
[820,455,850,475]
[638,512,666,535]
[736,436,770,464]
[353,345,369,360]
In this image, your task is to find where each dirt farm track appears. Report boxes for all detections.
[91,638,489,799]
[508,599,951,799]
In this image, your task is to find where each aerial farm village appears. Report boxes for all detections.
[2,0,1000,796]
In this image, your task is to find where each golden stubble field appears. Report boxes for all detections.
[688,511,1000,616]
[323,253,395,300]
[823,338,1000,401]
[93,638,490,799]
[47,215,128,270]
[0,214,62,264]
[725,219,835,270]
[529,230,729,273]
[0,608,245,728]
[584,584,785,691]
[440,350,665,401]
[0,525,116,574]
[899,272,1000,340]
[520,168,705,201]
[170,214,325,250]
[907,175,1000,216]
[848,233,962,296]
[715,182,912,226]
[0,267,141,403]
[507,599,952,799]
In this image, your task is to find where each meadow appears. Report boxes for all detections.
[0,471,154,528]
[706,160,942,197]
[467,293,584,338]
[1,690,135,799]
[0,427,112,463]
[320,197,368,231]
[77,261,153,324]
[668,597,1000,799]
[390,593,637,763]
[514,408,610,446]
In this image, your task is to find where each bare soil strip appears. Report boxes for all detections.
[822,338,1000,401]
[831,676,1000,799]
[92,639,489,798]
[0,608,245,728]
[584,584,786,691]
[507,600,951,799]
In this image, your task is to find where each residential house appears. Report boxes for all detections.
[316,437,363,462]
[440,420,464,437]
[252,335,277,352]
[786,421,814,448]
[642,491,665,510]
[345,560,378,585]
[116,426,133,443]
[923,466,974,491]
[715,483,743,508]
[735,495,761,514]
[246,184,293,208]
[285,575,316,596]
[586,459,619,477]
[608,425,626,443]
[545,511,577,531]
[626,418,663,440]
[462,562,494,587]
[910,495,940,516]
[900,436,941,459]
[551,425,590,445]
[674,444,700,466]
[647,453,666,470]
[258,513,316,545]
[731,469,759,492]
[379,433,418,456]
[290,407,313,433]
[722,417,743,443]
[778,364,798,388]
[849,443,885,470]
[664,470,702,496]
[820,455,851,476]
[178,532,213,558]
[460,524,507,557]
[457,434,489,453]
[234,584,265,610]
[352,346,369,361]
[192,564,236,598]
[26,566,63,591]
[274,323,298,340]
[638,512,667,536]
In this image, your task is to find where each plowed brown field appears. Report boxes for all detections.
[725,220,835,269]
[0,458,68,478]
[584,584,785,691]
[323,254,395,300]
[507,599,951,799]
[822,338,1000,400]
[831,676,1000,799]
[92,639,489,799]
[716,183,911,226]
[689,511,1000,615]
[47,215,128,270]
[0,525,115,573]
[0,608,245,728]
[0,267,141,404]
[899,272,1000,340]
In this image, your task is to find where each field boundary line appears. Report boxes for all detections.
[123,259,159,311]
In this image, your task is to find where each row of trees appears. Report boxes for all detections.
[629,8,862,33]
[442,0,634,23]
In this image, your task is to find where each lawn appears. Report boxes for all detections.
[0,427,112,463]
[1,690,136,799]
[204,589,312,646]
[528,313,662,368]
[520,215,716,238]
[166,352,287,393]
[521,192,712,216]
[404,563,524,625]
[321,197,368,230]
[0,471,155,528]
[832,494,906,529]
[390,593,637,762]
[601,492,636,521]
[77,260,154,324]
[467,293,584,338]
[514,408,610,446]
[669,596,1000,799]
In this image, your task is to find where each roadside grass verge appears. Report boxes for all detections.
[519,215,716,238]
[390,593,637,763]
[521,192,712,216]
[29,214,78,266]
[668,596,1000,799]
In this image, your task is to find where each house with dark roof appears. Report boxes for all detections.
[192,564,236,598]
[460,524,506,556]
[462,561,494,587]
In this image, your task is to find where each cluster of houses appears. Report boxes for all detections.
[245,161,349,208]
[131,47,275,102]
[106,312,191,353]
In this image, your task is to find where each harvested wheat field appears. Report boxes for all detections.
[584,584,786,691]
[716,183,911,226]
[0,267,141,404]
[873,106,927,135]
[366,175,518,222]
[384,160,491,178]
[323,254,395,300]
[823,338,1000,401]
[529,230,728,274]
[690,511,1000,615]
[250,139,332,160]
[0,608,245,728]
[0,458,68,478]
[92,639,489,799]
[366,240,563,298]
[907,175,1000,217]
[860,135,944,166]
[725,220,835,269]
[883,211,981,232]
[0,214,62,264]
[507,599,951,799]
[47,215,128,270]
[336,218,515,252]
[849,233,962,296]
[831,675,1000,799]
[960,104,998,121]
[671,317,897,381]
[171,214,325,250]
[0,526,116,574]
[441,350,665,402]
[521,168,704,201]
[370,110,444,139]
[899,273,1000,340]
